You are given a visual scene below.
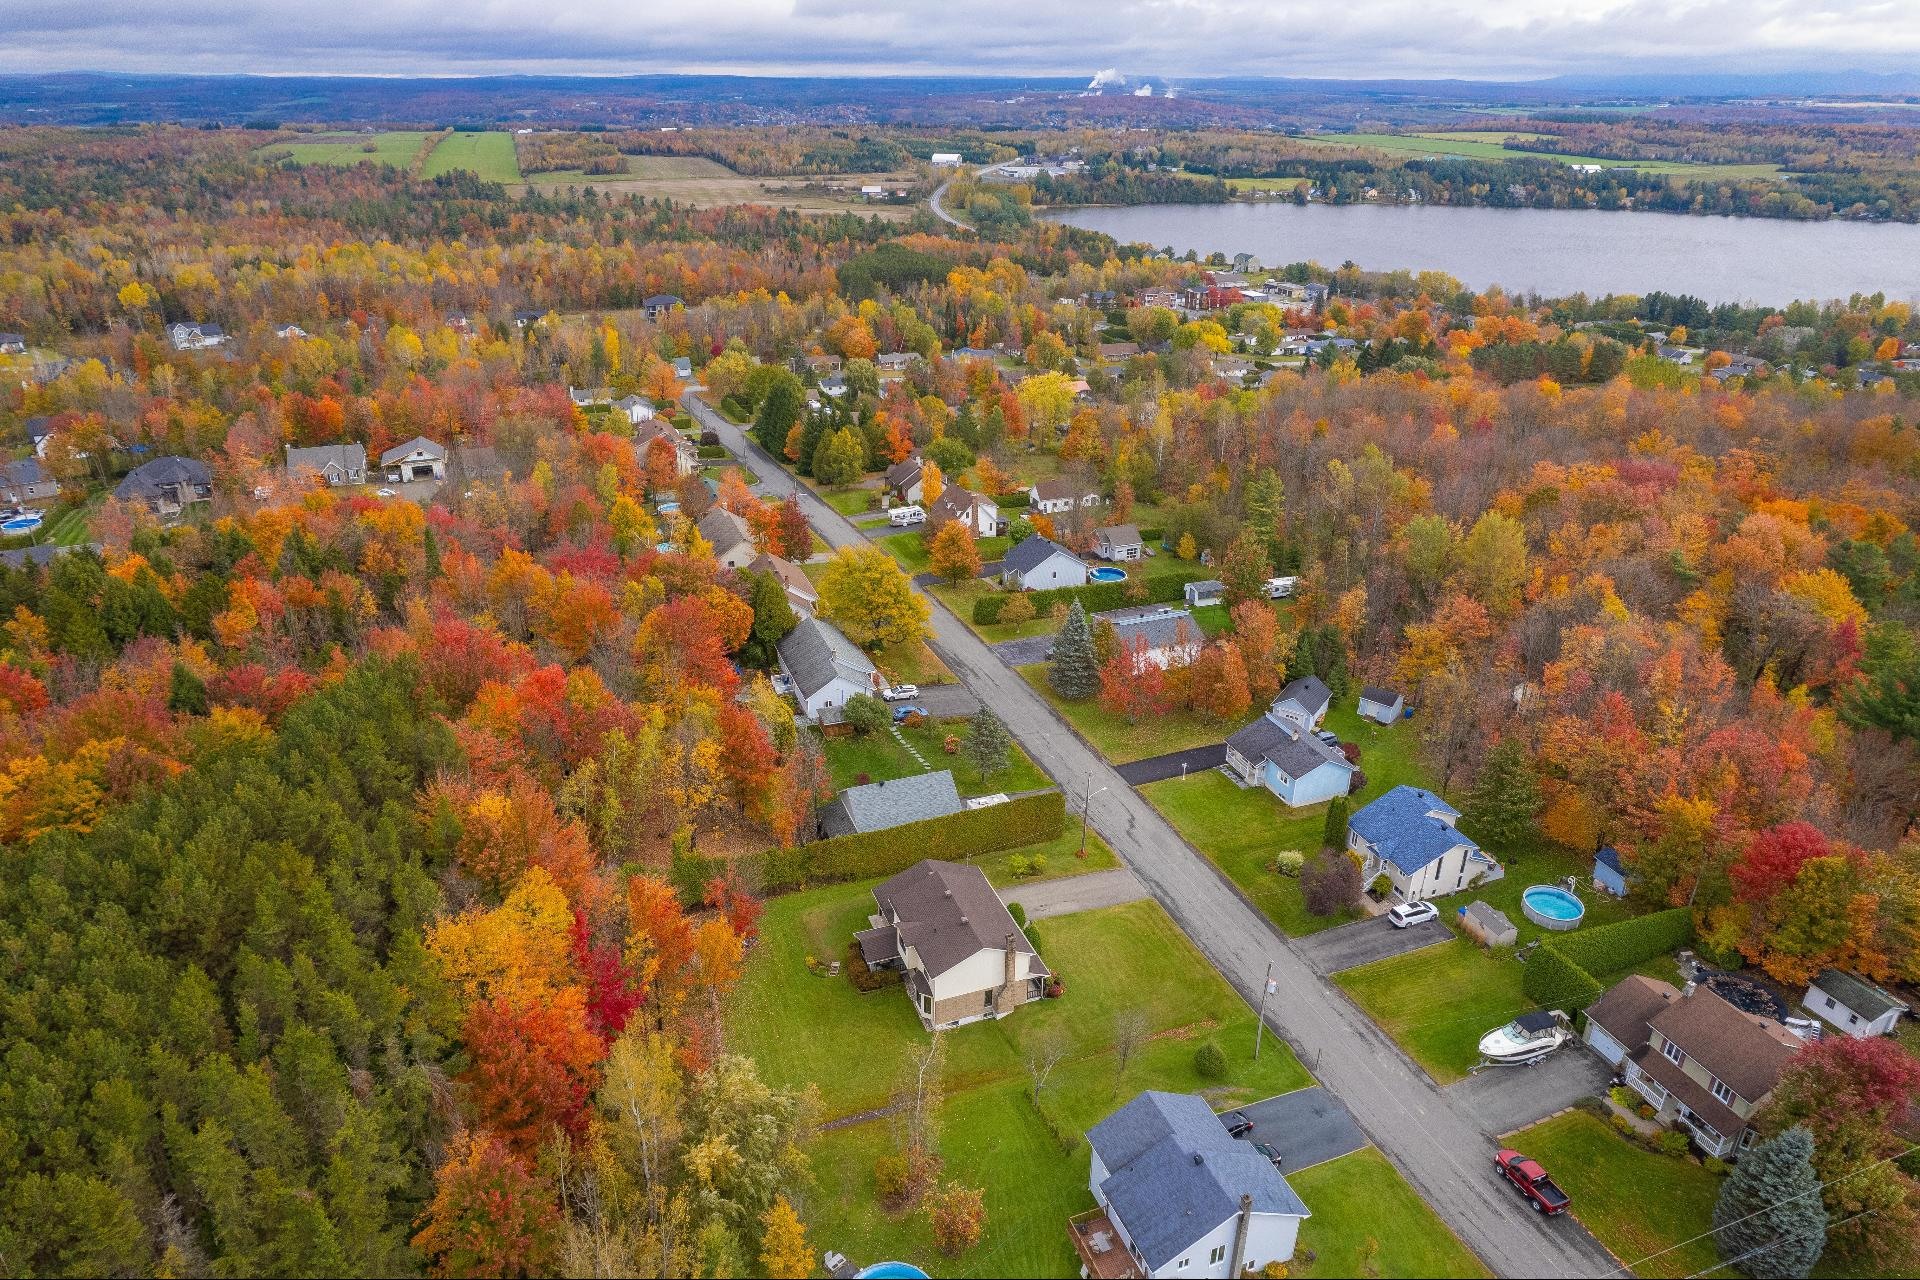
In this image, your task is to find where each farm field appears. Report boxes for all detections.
[1292,131,1782,179]
[526,154,917,218]
[1226,176,1313,193]
[262,131,439,170]
[420,131,521,182]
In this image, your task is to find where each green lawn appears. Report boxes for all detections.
[816,718,1051,797]
[971,823,1119,888]
[1140,704,1434,935]
[1019,664,1228,764]
[1291,1148,1490,1278]
[261,131,437,170]
[1335,938,1533,1083]
[750,895,1312,1277]
[877,530,1009,575]
[1227,176,1313,194]
[1292,131,1782,179]
[420,131,522,183]
[45,499,98,547]
[1510,1110,1724,1279]
[825,486,879,517]
[930,581,1062,642]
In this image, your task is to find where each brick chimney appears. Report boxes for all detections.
[1229,1192,1252,1276]
[1003,931,1018,1001]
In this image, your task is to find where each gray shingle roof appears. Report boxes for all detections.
[1813,969,1907,1022]
[285,442,366,477]
[1348,785,1474,875]
[1096,523,1142,546]
[114,455,211,504]
[0,457,51,488]
[871,859,1041,979]
[1097,605,1201,657]
[776,616,877,701]
[1359,686,1400,707]
[1001,533,1079,578]
[697,505,753,557]
[380,436,445,466]
[1276,676,1332,718]
[1089,1092,1309,1271]
[822,770,964,837]
[885,456,923,490]
[1227,712,1351,781]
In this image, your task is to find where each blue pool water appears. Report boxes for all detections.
[1522,885,1585,923]
[855,1266,930,1279]
[1088,566,1126,582]
[1,513,43,533]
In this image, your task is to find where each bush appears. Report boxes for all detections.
[1552,908,1694,976]
[1520,943,1605,1012]
[845,941,902,993]
[1368,873,1392,898]
[998,594,1037,626]
[1703,1156,1732,1176]
[996,491,1032,508]
[1610,1112,1637,1138]
[759,791,1067,893]
[1273,850,1306,877]
[1656,1130,1692,1158]
[1137,528,1165,543]
[696,444,730,459]
[1022,920,1043,957]
[1608,1085,1639,1109]
[1194,1041,1229,1080]
[843,693,890,736]
[699,429,720,446]
[1303,850,1362,917]
[974,593,1008,624]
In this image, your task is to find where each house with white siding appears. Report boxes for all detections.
[854,859,1047,1031]
[1348,785,1502,902]
[1804,970,1907,1039]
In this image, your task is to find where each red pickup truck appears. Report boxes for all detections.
[1494,1149,1571,1215]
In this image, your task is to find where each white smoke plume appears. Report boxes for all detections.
[1087,68,1126,89]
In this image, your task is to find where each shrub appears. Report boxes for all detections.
[1194,1042,1229,1080]
[1322,796,1350,849]
[845,942,902,993]
[843,693,890,736]
[1656,1130,1692,1159]
[973,594,1007,624]
[760,791,1067,893]
[1022,920,1043,957]
[1608,1085,1639,1109]
[1304,850,1362,916]
[1638,1104,1657,1120]
[1552,908,1694,976]
[699,429,720,446]
[1703,1156,1732,1176]
[1273,850,1306,877]
[696,444,730,459]
[1368,873,1392,898]
[1008,902,1028,928]
[926,1182,986,1257]
[1610,1113,1637,1138]
[998,594,1037,626]
[1520,942,1605,1012]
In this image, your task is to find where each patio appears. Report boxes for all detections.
[1067,1207,1143,1280]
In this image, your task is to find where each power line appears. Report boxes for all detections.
[1680,1207,1877,1279]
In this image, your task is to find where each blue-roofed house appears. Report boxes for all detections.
[1075,1091,1308,1279]
[1592,845,1630,898]
[1348,785,1502,902]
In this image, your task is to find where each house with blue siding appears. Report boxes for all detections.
[1224,699,1355,807]
[1593,845,1630,897]
[1348,785,1502,902]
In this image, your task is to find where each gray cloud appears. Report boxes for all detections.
[2,0,1917,79]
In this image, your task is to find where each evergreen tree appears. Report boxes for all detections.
[1465,738,1543,849]
[1711,1127,1826,1279]
[168,661,209,715]
[1322,795,1350,850]
[1049,600,1099,700]
[796,409,829,477]
[753,376,805,454]
[963,707,1012,780]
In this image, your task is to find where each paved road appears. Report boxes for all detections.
[1227,1086,1369,1175]
[681,390,1613,1278]
[1294,914,1453,975]
[912,685,981,718]
[1000,867,1149,921]
[1115,744,1227,786]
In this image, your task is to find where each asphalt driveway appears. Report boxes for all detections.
[1449,1041,1613,1136]
[990,635,1057,667]
[1294,914,1452,974]
[1116,744,1227,786]
[912,685,981,718]
[1000,868,1148,920]
[1222,1086,1368,1174]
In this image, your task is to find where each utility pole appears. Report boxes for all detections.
[1254,962,1275,1060]
[1077,772,1107,858]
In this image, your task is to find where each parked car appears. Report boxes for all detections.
[376,487,397,497]
[1314,729,1339,746]
[1494,1149,1570,1215]
[1387,900,1439,929]
[1253,1141,1284,1171]
[883,684,920,701]
[891,704,926,723]
[1223,1110,1253,1139]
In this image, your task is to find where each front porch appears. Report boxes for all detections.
[1068,1207,1143,1280]
[1623,1062,1739,1158]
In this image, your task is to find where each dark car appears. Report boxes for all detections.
[1223,1110,1253,1139]
[1254,1141,1284,1170]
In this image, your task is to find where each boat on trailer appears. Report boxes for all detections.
[1476,1009,1574,1066]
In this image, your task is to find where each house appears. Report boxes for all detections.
[513,310,549,330]
[748,551,819,617]
[634,420,700,478]
[877,352,920,374]
[696,505,757,569]
[1271,676,1331,731]
[1028,478,1101,515]
[274,323,309,340]
[24,417,54,459]
[818,373,849,398]
[568,386,613,407]
[1097,605,1204,670]
[1709,355,1767,383]
[1356,686,1404,725]
[929,484,999,537]
[884,455,925,505]
[1097,340,1143,366]
[1656,345,1697,365]
[1593,845,1630,898]
[1586,975,1802,1158]
[1184,579,1225,608]
[285,443,367,487]
[671,356,693,379]
[820,770,964,838]
[642,294,682,320]
[776,616,883,719]
[114,456,213,518]
[1075,1091,1308,1280]
[799,354,843,376]
[930,152,963,166]
[446,313,474,335]
[381,437,447,482]
[1459,900,1518,948]
[0,458,60,506]
[168,321,228,351]
[1348,785,1501,902]
[1094,523,1144,562]
[1000,534,1088,591]
[1223,701,1356,807]
[1804,970,1908,1039]
[613,394,657,424]
[853,859,1048,1030]
[0,333,26,355]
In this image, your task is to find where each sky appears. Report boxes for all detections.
[3,0,1918,81]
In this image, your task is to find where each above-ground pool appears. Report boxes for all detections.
[1088,566,1126,582]
[855,1265,930,1279]
[1,512,43,534]
[1521,884,1586,931]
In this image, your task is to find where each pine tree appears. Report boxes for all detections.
[1049,599,1099,700]
[1322,795,1350,850]
[753,377,805,454]
[1465,739,1542,850]
[963,707,1012,780]
[1711,1126,1826,1279]
[168,661,209,715]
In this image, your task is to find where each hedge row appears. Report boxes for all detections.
[1521,907,1694,1015]
[972,568,1206,625]
[1521,942,1606,1012]
[697,444,730,459]
[996,491,1032,509]
[759,790,1067,894]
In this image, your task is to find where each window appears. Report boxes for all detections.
[1848,1013,1859,1025]
[1825,995,1838,1009]
[1711,1078,1736,1105]
[1177,1259,1189,1271]
[1662,1039,1687,1067]
[919,992,932,1016]
[1209,1245,1227,1265]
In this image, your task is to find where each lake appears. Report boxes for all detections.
[1040,202,1920,306]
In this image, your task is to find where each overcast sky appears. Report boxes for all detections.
[4,0,1917,80]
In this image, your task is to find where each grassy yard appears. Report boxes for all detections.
[1335,938,1533,1083]
[877,530,1009,574]
[824,486,879,517]
[420,131,522,183]
[261,130,438,170]
[1291,1147,1489,1278]
[1139,703,1435,934]
[930,581,1062,642]
[816,718,1051,797]
[746,895,1313,1277]
[1019,664,1229,763]
[870,637,955,688]
[44,498,98,546]
[1510,1110,1724,1279]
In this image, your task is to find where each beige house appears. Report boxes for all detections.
[635,420,700,479]
[1584,975,1803,1157]
[855,860,1048,1031]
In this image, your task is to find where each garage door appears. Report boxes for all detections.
[1584,1022,1628,1067]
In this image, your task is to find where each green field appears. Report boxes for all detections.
[1293,131,1781,179]
[263,131,438,170]
[1291,1147,1489,1278]
[421,132,522,183]
[1226,176,1313,193]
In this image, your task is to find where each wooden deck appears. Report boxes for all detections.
[1068,1207,1142,1280]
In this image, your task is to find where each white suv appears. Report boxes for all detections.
[1386,900,1438,928]
[883,684,919,701]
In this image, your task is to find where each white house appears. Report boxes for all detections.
[613,394,657,424]
[1224,700,1356,807]
[999,533,1087,591]
[776,616,883,719]
[853,858,1047,1030]
[1098,605,1203,671]
[1184,579,1225,608]
[1804,970,1908,1039]
[169,322,228,351]
[1348,785,1502,902]
[0,333,26,355]
[1357,685,1405,725]
[930,152,964,166]
[1271,675,1331,731]
[380,436,447,482]
[1094,523,1144,562]
[1075,1092,1308,1280]
[1028,477,1101,516]
[884,456,925,505]
[929,483,999,537]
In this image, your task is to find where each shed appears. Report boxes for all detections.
[1805,969,1908,1039]
[1184,579,1225,608]
[1592,845,1630,898]
[1459,900,1518,949]
[1357,686,1404,725]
